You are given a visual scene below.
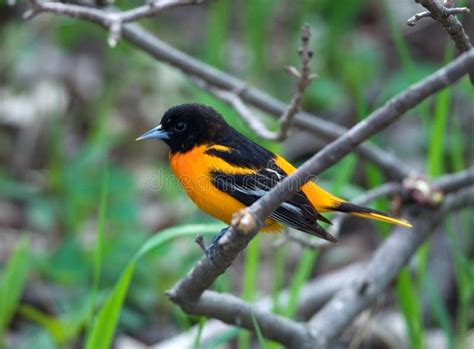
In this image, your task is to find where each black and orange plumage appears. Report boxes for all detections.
[137,103,411,242]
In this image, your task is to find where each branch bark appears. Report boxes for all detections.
[307,186,474,348]
[410,0,474,84]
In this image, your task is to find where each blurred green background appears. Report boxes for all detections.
[0,0,473,348]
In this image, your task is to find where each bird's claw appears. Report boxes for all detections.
[205,227,228,265]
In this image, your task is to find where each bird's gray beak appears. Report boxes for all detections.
[136,124,170,141]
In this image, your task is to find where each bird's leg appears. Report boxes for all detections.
[205,227,228,264]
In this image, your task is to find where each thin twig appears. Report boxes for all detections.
[168,290,308,348]
[194,234,207,253]
[410,0,474,84]
[26,0,204,47]
[407,7,470,26]
[275,24,316,141]
[210,24,316,142]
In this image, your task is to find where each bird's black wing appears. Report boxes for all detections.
[207,149,337,242]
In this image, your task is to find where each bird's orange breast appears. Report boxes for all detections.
[169,145,280,231]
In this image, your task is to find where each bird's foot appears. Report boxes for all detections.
[205,227,228,265]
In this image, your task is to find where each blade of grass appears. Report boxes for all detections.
[283,248,318,319]
[238,236,261,349]
[424,275,455,348]
[85,223,224,349]
[92,166,109,291]
[0,236,30,346]
[203,0,230,68]
[271,246,286,315]
[85,261,135,349]
[446,218,473,347]
[83,166,109,344]
[202,328,239,349]
[396,268,425,349]
[427,49,454,177]
[267,247,286,349]
[19,303,90,346]
[192,317,207,349]
[251,310,268,349]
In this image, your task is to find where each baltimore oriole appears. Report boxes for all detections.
[137,103,411,242]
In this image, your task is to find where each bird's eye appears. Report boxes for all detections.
[174,122,186,132]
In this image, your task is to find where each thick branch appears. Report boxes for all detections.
[157,262,365,348]
[169,290,308,348]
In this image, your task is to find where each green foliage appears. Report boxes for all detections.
[284,249,318,319]
[0,237,30,346]
[396,268,425,349]
[85,223,224,349]
[251,311,268,349]
[238,236,262,349]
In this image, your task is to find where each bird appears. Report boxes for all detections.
[136,103,411,244]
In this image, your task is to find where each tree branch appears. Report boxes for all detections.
[307,186,474,348]
[25,0,204,46]
[170,290,308,348]
[156,262,365,348]
[407,7,470,26]
[435,166,474,193]
[409,0,474,84]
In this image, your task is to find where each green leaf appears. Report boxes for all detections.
[193,317,207,349]
[396,268,425,349]
[19,304,86,344]
[238,236,261,349]
[251,310,267,349]
[0,237,30,344]
[284,249,318,319]
[85,261,136,349]
[85,223,224,349]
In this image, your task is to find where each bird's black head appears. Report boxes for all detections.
[136,103,229,153]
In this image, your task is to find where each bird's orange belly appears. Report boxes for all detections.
[169,146,280,231]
